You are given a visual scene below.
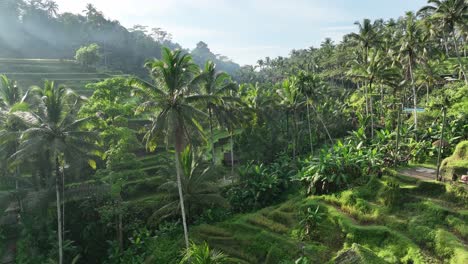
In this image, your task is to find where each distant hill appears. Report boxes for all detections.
[0,58,126,96]
[0,0,240,77]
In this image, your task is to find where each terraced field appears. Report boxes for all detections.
[0,58,128,96]
[191,172,468,263]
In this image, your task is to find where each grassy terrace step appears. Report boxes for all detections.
[189,174,468,264]
[121,176,165,200]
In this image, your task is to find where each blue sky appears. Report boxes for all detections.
[55,0,427,65]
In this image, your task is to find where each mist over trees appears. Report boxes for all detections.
[0,0,240,76]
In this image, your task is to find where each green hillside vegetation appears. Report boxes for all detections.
[441,141,468,182]
[0,58,126,96]
[0,0,467,264]
[187,173,467,264]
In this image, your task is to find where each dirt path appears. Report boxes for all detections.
[399,167,437,181]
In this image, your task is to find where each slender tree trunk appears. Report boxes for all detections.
[14,144,23,211]
[426,83,429,105]
[62,166,65,243]
[394,105,401,166]
[436,107,446,181]
[230,132,234,176]
[118,207,123,251]
[312,104,333,144]
[363,82,369,116]
[306,97,313,155]
[174,127,189,249]
[380,84,384,121]
[369,80,374,139]
[409,60,417,130]
[452,32,468,85]
[286,110,290,154]
[293,110,298,159]
[208,107,216,164]
[55,156,63,264]
[442,32,450,56]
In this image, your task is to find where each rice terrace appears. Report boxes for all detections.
[0,0,467,263]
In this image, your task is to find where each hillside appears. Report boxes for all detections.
[189,171,468,263]
[0,58,126,96]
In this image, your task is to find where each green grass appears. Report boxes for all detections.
[187,174,468,263]
[0,58,126,96]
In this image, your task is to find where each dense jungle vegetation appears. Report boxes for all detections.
[0,0,467,263]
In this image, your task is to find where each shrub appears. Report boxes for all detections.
[75,43,101,68]
[434,229,468,263]
[379,181,401,209]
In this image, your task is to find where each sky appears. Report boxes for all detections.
[54,0,427,65]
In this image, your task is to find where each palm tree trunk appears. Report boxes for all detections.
[306,97,313,155]
[292,109,297,159]
[380,84,384,120]
[369,80,374,139]
[208,107,216,164]
[442,32,450,57]
[230,132,234,176]
[55,155,63,264]
[62,167,65,243]
[409,61,417,130]
[452,32,468,85]
[312,104,333,144]
[118,207,123,251]
[174,128,189,249]
[426,83,429,105]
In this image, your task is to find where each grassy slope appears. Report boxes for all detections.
[0,58,126,96]
[190,173,468,264]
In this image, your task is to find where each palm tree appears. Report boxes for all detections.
[399,12,423,130]
[180,241,230,264]
[0,75,30,188]
[13,81,97,264]
[418,0,468,84]
[349,19,380,62]
[132,47,211,248]
[296,72,333,153]
[154,146,226,223]
[349,19,381,117]
[349,50,400,138]
[192,61,237,165]
[276,77,303,159]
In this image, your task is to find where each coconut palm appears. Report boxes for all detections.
[0,75,31,187]
[349,19,381,117]
[276,77,303,158]
[131,47,213,248]
[192,61,237,165]
[349,19,379,58]
[13,81,97,264]
[349,50,400,138]
[297,71,333,153]
[399,12,424,130]
[180,241,230,264]
[418,0,468,84]
[154,145,226,223]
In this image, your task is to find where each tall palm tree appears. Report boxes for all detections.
[296,72,333,153]
[276,77,303,159]
[192,61,237,165]
[13,81,97,264]
[349,19,381,117]
[349,19,381,63]
[399,12,423,130]
[349,50,400,138]
[0,75,30,187]
[131,47,211,248]
[418,0,468,84]
[154,146,226,223]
